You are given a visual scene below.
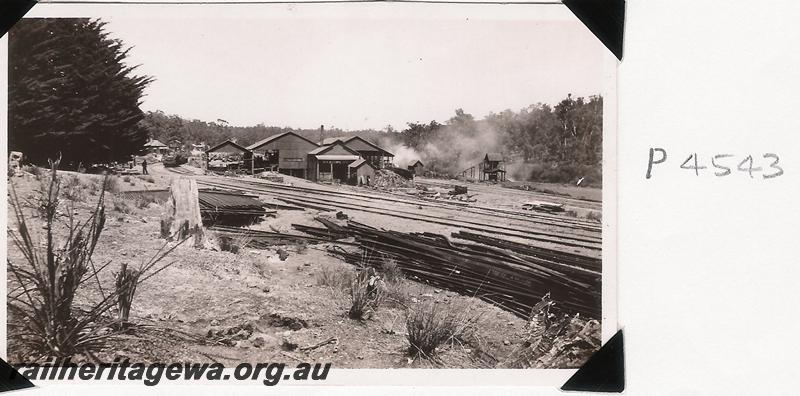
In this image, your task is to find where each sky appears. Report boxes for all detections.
[104,14,605,130]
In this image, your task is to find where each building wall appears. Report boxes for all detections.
[251,134,318,170]
[307,156,318,182]
[355,164,376,183]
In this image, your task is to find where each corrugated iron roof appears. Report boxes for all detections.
[247,132,319,151]
[348,158,374,169]
[321,136,351,145]
[206,140,249,153]
[309,141,361,157]
[308,145,330,155]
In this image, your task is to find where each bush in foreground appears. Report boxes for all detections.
[315,263,355,290]
[405,300,482,358]
[348,269,383,320]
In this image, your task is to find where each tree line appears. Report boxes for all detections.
[9,18,602,185]
[392,95,603,184]
[138,111,390,149]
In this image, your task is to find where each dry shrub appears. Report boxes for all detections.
[381,280,409,308]
[61,174,86,201]
[134,194,159,209]
[6,161,186,360]
[379,256,403,283]
[315,263,354,290]
[122,176,131,182]
[22,165,43,179]
[295,239,308,254]
[500,293,601,368]
[348,269,383,320]
[103,175,120,193]
[405,300,482,358]
[85,179,101,196]
[586,211,602,223]
[112,196,135,214]
[218,231,253,254]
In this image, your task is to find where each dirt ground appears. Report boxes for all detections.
[6,166,542,368]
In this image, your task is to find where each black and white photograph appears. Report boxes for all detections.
[3,2,614,384]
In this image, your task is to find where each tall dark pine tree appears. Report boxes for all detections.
[9,18,153,167]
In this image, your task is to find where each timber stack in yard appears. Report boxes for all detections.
[195,176,601,319]
[292,219,601,319]
[198,189,273,225]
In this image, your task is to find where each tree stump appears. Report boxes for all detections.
[161,177,205,247]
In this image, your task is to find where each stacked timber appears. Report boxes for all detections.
[298,219,601,319]
[198,189,273,225]
[210,225,356,248]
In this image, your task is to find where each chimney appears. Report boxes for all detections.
[319,125,325,144]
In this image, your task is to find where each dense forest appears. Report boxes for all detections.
[138,113,388,151]
[400,95,603,185]
[142,94,603,185]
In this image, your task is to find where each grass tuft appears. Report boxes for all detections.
[103,176,120,194]
[112,196,135,214]
[405,300,482,358]
[379,256,403,283]
[348,269,383,320]
[217,230,253,254]
[315,263,354,290]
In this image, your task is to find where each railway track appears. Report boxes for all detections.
[197,177,602,254]
[416,177,602,211]
[206,176,601,233]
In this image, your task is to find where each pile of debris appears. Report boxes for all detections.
[372,169,414,190]
[407,184,476,202]
[256,171,285,183]
[521,201,566,213]
[293,219,601,319]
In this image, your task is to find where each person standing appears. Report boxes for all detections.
[142,159,148,175]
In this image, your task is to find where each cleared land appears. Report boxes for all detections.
[6,163,602,368]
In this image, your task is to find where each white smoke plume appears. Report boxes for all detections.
[419,122,505,176]
[387,143,423,168]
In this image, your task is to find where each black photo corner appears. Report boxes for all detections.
[1,0,38,392]
[559,0,624,392]
[564,0,625,60]
[0,356,34,392]
[0,0,36,38]
[561,330,625,393]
